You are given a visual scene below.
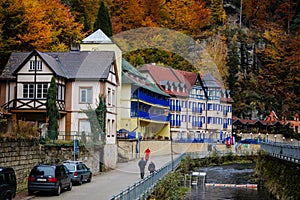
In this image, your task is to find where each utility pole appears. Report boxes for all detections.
[239,0,243,28]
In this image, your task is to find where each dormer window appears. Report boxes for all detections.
[29,60,42,71]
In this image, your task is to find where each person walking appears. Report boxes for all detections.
[148,161,155,174]
[144,147,151,161]
[138,157,146,179]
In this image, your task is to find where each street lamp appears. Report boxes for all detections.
[266,133,269,143]
[291,138,294,145]
[250,132,253,140]
[240,132,243,140]
[283,137,285,143]
[274,135,277,143]
[258,133,261,143]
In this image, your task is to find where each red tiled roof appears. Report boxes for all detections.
[139,64,189,97]
[175,69,197,90]
[233,117,283,126]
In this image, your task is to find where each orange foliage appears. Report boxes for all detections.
[109,0,210,37]
[0,0,84,52]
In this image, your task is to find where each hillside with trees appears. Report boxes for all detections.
[0,0,300,120]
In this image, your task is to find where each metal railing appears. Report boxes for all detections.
[110,153,187,200]
[260,142,300,164]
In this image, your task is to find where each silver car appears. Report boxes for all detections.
[63,161,92,185]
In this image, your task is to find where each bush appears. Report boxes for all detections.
[1,120,39,139]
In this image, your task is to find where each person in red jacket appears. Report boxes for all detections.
[144,147,151,161]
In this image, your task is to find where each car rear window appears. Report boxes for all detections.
[30,166,55,176]
[64,163,76,171]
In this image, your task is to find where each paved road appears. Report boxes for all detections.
[17,154,174,200]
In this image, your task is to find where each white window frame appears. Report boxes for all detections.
[112,90,115,106]
[107,88,111,105]
[23,84,34,98]
[80,87,92,103]
[29,60,42,71]
[36,83,48,99]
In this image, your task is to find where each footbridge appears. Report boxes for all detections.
[260,142,300,164]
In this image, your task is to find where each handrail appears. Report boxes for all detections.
[260,142,300,164]
[110,153,187,200]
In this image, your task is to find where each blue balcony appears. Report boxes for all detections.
[223,123,228,128]
[133,90,169,107]
[131,110,169,122]
[223,110,228,115]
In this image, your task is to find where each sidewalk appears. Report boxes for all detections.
[14,154,174,200]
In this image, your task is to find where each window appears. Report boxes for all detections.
[58,85,65,100]
[36,83,48,99]
[80,87,92,103]
[107,89,111,105]
[29,60,42,70]
[23,84,34,98]
[79,119,91,134]
[112,90,115,106]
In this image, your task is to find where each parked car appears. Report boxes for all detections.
[0,167,16,200]
[28,164,72,196]
[63,161,92,185]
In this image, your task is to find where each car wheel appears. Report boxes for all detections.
[4,193,12,200]
[28,189,34,195]
[87,174,92,183]
[78,177,83,185]
[56,185,61,196]
[67,181,72,191]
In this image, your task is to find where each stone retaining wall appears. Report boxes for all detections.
[0,139,101,192]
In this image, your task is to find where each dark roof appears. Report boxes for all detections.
[203,72,221,88]
[47,51,115,79]
[122,59,169,97]
[1,52,30,79]
[1,50,115,80]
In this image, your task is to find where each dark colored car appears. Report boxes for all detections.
[63,161,92,185]
[0,167,16,200]
[28,164,72,196]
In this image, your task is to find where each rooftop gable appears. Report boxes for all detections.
[1,50,116,81]
[203,72,221,88]
[82,29,112,44]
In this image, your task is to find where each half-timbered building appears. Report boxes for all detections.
[0,49,119,145]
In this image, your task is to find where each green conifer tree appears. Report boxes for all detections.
[46,77,59,140]
[93,1,112,37]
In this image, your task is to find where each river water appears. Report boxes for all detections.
[183,163,273,200]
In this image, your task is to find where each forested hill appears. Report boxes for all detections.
[0,0,300,120]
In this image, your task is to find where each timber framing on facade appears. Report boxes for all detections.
[0,48,119,144]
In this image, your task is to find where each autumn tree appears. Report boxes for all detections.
[210,0,227,26]
[94,1,112,37]
[0,0,84,53]
[162,0,210,36]
[66,0,99,33]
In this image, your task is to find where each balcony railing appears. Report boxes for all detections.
[131,111,169,122]
[132,92,168,107]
